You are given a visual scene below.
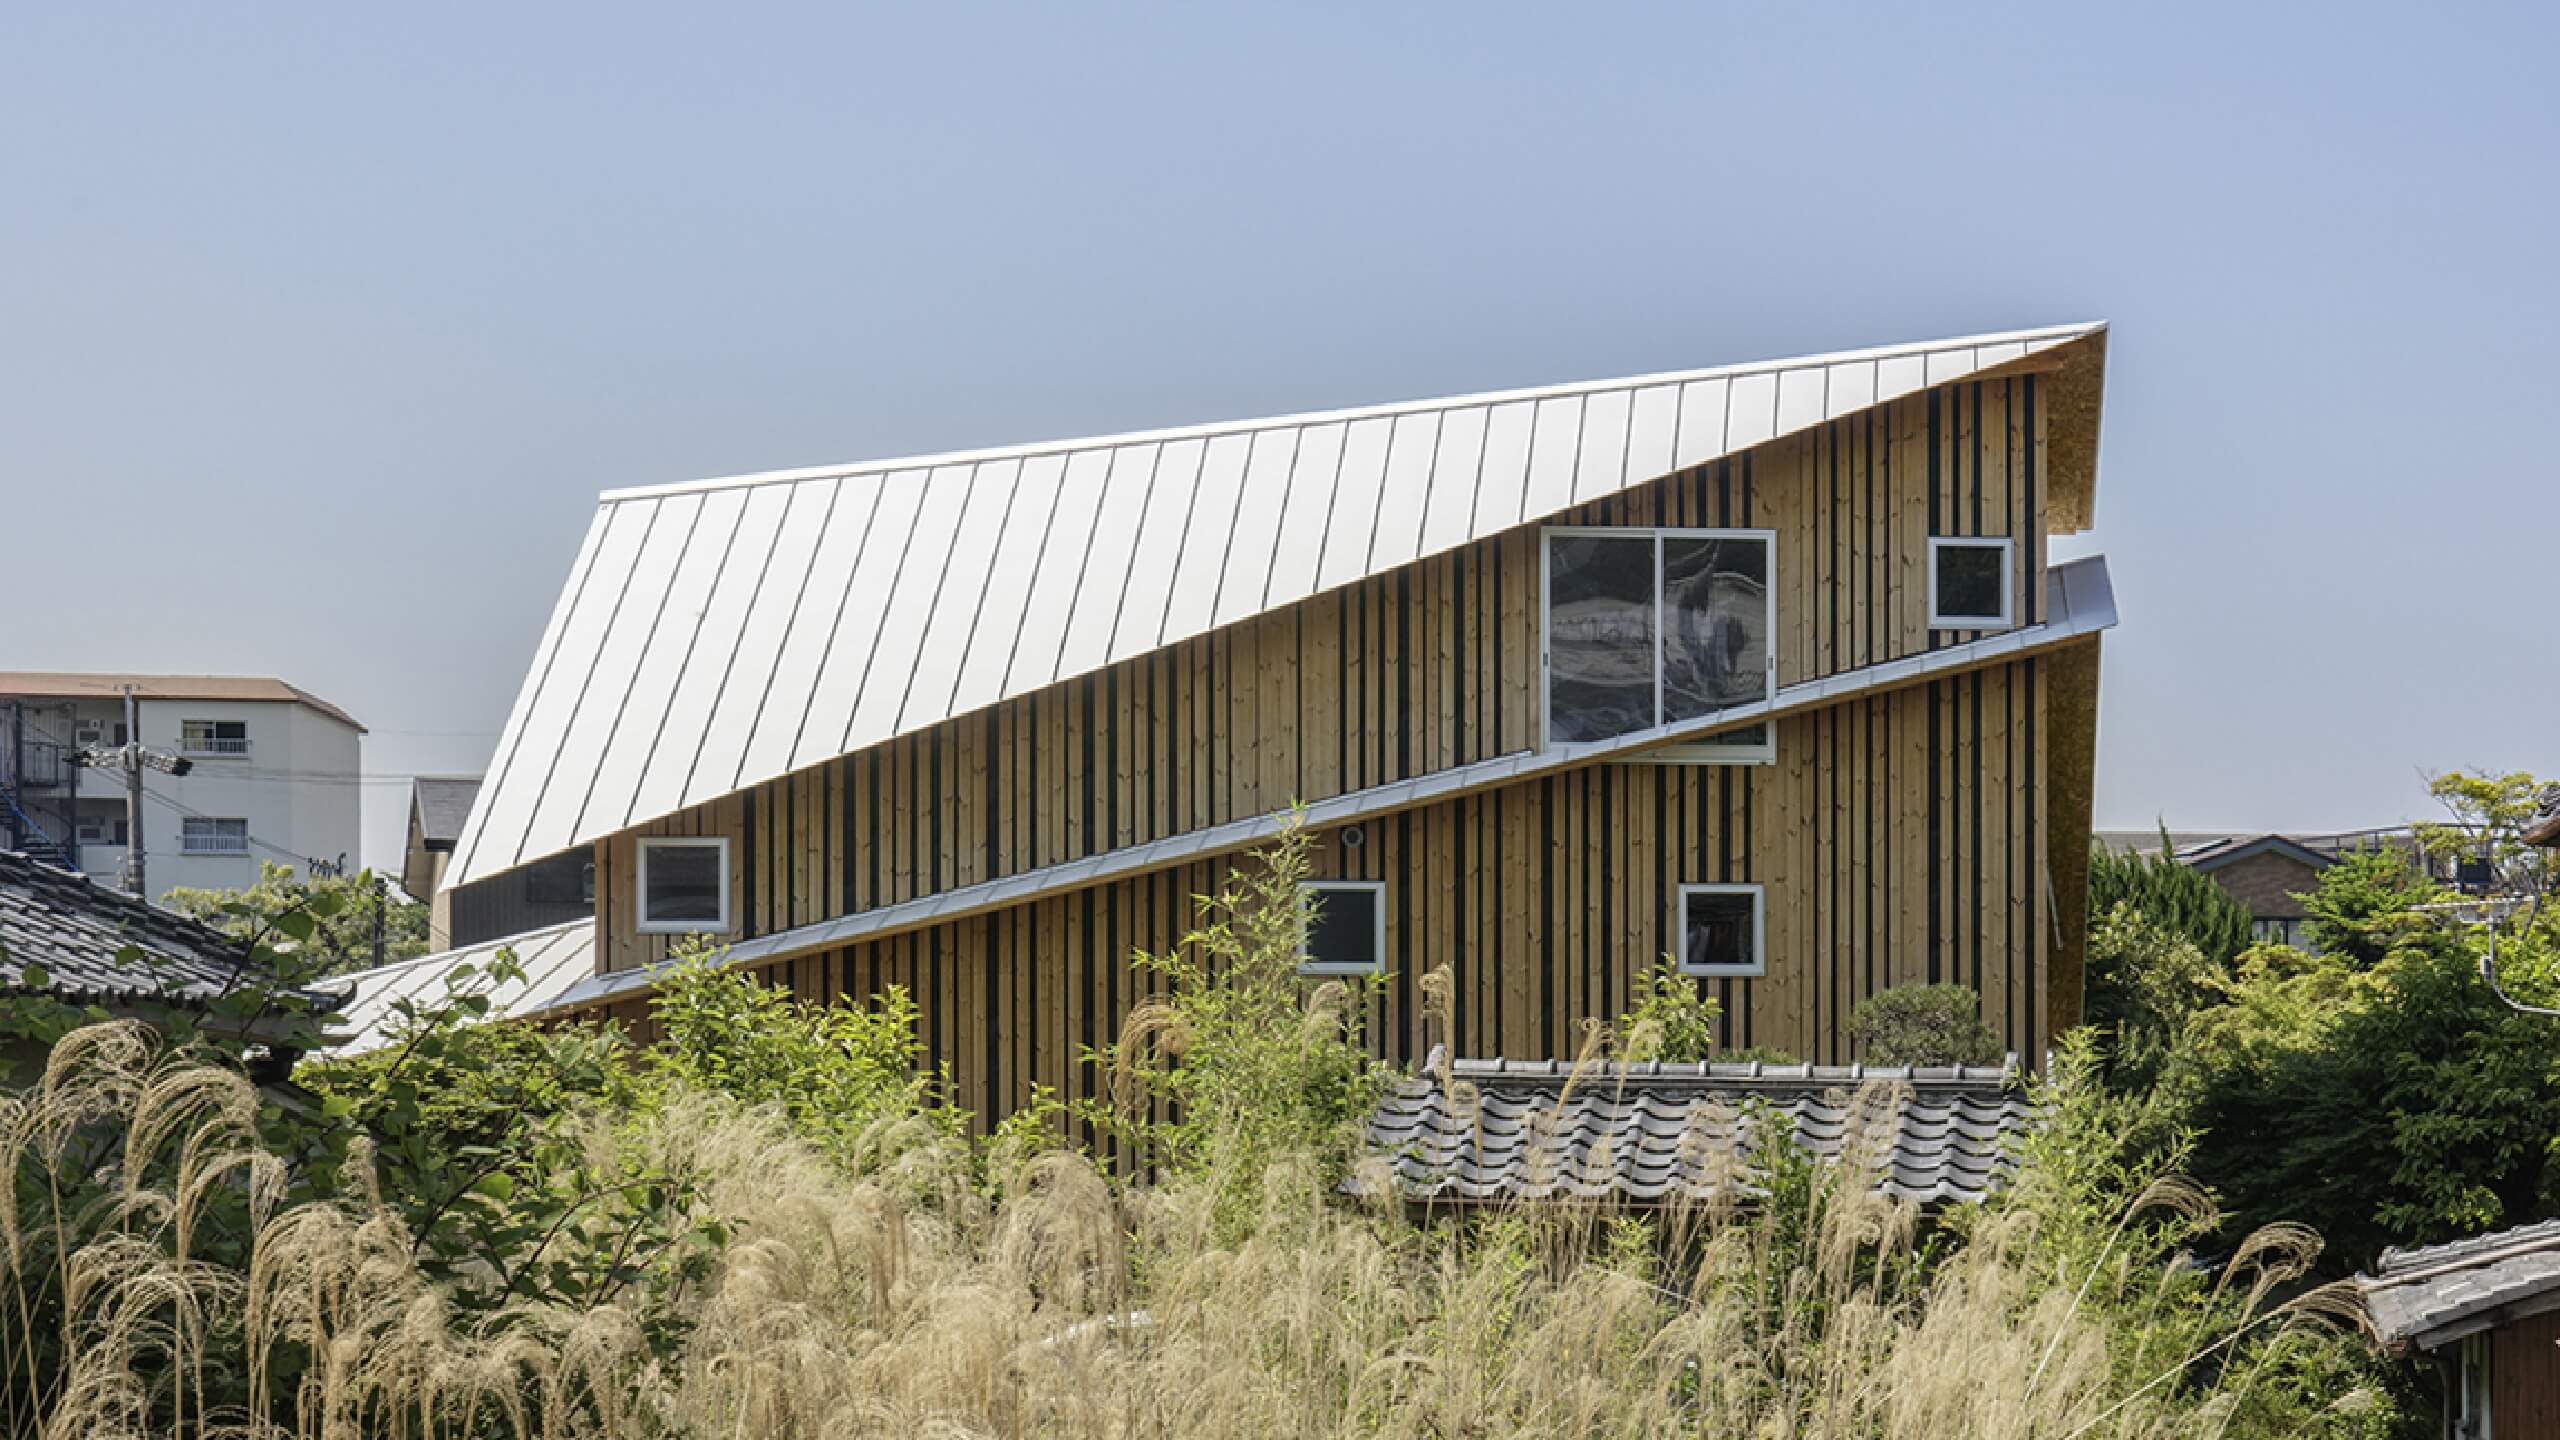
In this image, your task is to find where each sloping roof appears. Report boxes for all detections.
[539,554,2115,1018]
[409,776,482,848]
[2359,1219,2560,1351]
[0,850,343,1013]
[2179,834,2340,874]
[451,321,2107,886]
[331,920,596,1053]
[0,673,366,732]
[1355,1047,2032,1206]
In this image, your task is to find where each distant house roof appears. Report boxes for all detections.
[2359,1219,2560,1351]
[450,321,2108,886]
[332,920,596,1054]
[0,850,345,1020]
[2178,834,2341,874]
[409,776,483,850]
[0,672,365,732]
[2527,785,2560,848]
[1354,1047,2033,1207]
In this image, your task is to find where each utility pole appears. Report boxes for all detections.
[122,688,144,896]
[371,872,386,967]
[68,690,191,898]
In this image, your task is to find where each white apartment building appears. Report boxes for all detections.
[0,673,364,902]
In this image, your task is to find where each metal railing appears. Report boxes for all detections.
[181,735,251,756]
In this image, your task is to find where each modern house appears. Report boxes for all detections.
[431,322,2117,1124]
[0,674,366,903]
[0,849,345,1078]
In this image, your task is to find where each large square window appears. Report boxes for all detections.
[638,838,730,933]
[1675,883,1764,976]
[1927,537,2014,630]
[1545,529,1773,746]
[1298,880,1385,975]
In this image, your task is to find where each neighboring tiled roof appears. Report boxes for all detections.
[2359,1219,2560,1351]
[2526,785,2560,848]
[332,920,596,1053]
[451,322,2107,886]
[0,672,365,732]
[410,776,483,848]
[0,850,344,1013]
[1356,1047,2033,1207]
[2178,834,2340,874]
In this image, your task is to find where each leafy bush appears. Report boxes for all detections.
[1617,958,1723,1062]
[2090,839,2255,968]
[164,860,431,975]
[1086,820,1394,1232]
[2301,846,2444,968]
[1849,983,2004,1066]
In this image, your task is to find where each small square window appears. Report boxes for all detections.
[638,838,730,933]
[1676,883,1764,976]
[1928,537,2014,630]
[1299,880,1386,975]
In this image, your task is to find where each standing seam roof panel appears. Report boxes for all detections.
[448,322,2106,884]
[579,488,751,838]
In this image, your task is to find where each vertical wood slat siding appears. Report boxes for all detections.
[600,656,2051,1128]
[598,377,2045,975]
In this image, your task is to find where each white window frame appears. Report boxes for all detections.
[180,817,250,855]
[636,837,732,934]
[1674,882,1766,977]
[1297,879,1387,976]
[179,719,252,756]
[1925,536,2015,631]
[1540,527,1779,760]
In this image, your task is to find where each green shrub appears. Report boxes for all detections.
[1849,983,2003,1066]
[2089,839,2254,968]
[1617,959,1723,1062]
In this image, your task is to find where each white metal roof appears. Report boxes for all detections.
[535,553,2115,1017]
[451,321,2105,886]
[329,920,595,1053]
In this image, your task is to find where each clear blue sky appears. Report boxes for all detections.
[5,4,2554,872]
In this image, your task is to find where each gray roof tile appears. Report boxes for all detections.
[0,850,342,1012]
[411,776,482,846]
[1356,1047,2034,1207]
[2359,1219,2560,1349]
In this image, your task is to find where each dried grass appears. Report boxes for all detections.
[2,1020,2372,1438]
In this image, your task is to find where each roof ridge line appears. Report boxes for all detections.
[597,323,2107,503]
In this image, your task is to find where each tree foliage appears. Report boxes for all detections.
[164,860,431,976]
[1848,983,2004,1066]
[2089,838,2255,969]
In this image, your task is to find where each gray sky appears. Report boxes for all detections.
[5,4,2554,874]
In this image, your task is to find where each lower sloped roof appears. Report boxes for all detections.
[1358,1046,2032,1207]
[0,850,346,1015]
[331,920,597,1054]
[2359,1220,2560,1351]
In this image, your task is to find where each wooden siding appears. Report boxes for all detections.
[2492,1310,2560,1435]
[597,376,2053,975]
[589,654,2059,1126]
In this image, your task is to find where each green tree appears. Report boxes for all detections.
[2414,767,2558,902]
[2300,846,2443,969]
[163,861,430,976]
[2088,838,2254,969]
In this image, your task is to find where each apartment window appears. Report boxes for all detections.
[1927,537,2014,630]
[181,818,250,855]
[1544,529,1774,747]
[180,719,250,756]
[1675,883,1765,976]
[637,838,730,933]
[1298,880,1386,975]
[73,816,128,846]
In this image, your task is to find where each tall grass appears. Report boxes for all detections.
[2,1015,2387,1438]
